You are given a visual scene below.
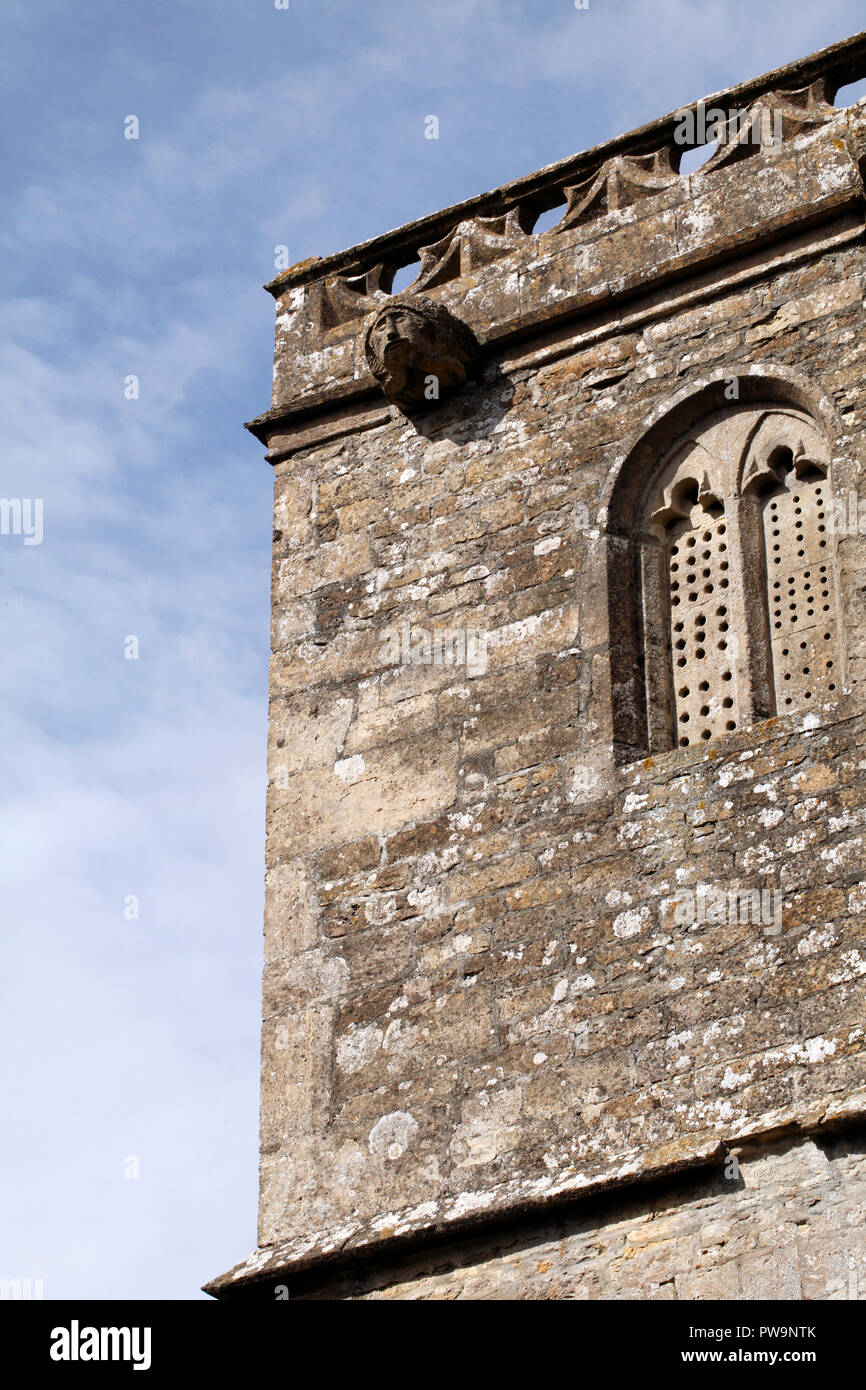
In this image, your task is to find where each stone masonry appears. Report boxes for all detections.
[206,32,866,1300]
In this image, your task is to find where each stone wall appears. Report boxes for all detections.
[206,33,866,1299]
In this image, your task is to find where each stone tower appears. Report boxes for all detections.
[207,32,866,1300]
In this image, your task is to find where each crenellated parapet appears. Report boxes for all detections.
[248,32,866,446]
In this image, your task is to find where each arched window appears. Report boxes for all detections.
[606,389,842,759]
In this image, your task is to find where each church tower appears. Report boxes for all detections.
[207,32,866,1300]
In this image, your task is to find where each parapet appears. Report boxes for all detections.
[249,29,866,455]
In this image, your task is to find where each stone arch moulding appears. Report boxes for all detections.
[601,368,846,762]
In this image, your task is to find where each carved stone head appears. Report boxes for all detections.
[363,293,480,411]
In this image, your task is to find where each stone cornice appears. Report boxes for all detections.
[204,1088,866,1297]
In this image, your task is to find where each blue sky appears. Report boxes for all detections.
[2,0,864,1300]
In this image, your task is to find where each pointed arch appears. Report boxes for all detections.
[602,370,843,759]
